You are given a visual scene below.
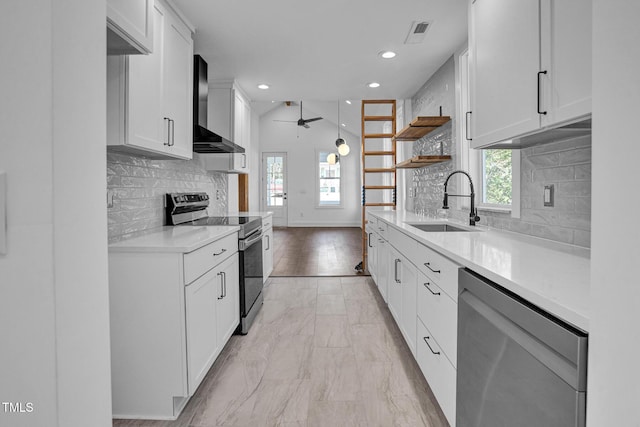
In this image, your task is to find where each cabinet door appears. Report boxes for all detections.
[400,257,417,356]
[162,9,193,160]
[107,0,153,54]
[376,238,388,303]
[540,0,592,127]
[387,246,403,324]
[185,267,219,395]
[366,228,377,281]
[232,90,250,173]
[263,227,274,282]
[469,0,541,148]
[125,2,166,152]
[216,254,240,347]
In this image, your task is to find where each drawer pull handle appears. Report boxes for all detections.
[423,282,440,296]
[213,248,227,256]
[424,262,441,274]
[423,336,440,355]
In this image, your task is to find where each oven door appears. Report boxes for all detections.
[239,228,264,316]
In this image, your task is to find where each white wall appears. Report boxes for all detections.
[259,104,361,227]
[0,0,112,426]
[587,1,640,424]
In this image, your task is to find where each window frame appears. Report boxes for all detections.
[316,149,344,208]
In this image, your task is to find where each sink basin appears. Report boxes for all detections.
[406,223,474,232]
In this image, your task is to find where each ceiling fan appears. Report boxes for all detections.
[274,101,323,128]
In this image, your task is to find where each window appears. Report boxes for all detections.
[318,151,342,207]
[456,48,520,217]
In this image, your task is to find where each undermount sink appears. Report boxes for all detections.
[406,223,475,232]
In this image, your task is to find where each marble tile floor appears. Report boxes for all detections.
[113,277,449,427]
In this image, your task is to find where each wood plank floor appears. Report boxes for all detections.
[113,277,449,427]
[272,227,364,277]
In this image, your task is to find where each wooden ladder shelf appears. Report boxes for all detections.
[359,100,397,274]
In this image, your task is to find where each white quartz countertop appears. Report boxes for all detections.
[109,226,240,253]
[369,210,590,332]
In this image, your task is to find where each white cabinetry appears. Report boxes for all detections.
[262,215,274,282]
[370,215,460,426]
[469,0,591,148]
[107,0,153,54]
[109,232,239,419]
[366,223,377,283]
[107,0,193,160]
[202,80,251,173]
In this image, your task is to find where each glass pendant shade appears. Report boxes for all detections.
[337,142,350,156]
[327,153,339,165]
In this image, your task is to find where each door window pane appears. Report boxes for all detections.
[266,156,284,207]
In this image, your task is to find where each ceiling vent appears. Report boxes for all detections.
[405,21,431,44]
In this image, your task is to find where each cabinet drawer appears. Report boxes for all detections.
[417,271,458,367]
[416,244,460,301]
[262,216,273,229]
[376,219,387,238]
[183,233,238,284]
[388,226,416,257]
[416,318,456,426]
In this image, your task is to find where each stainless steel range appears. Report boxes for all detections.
[166,192,264,334]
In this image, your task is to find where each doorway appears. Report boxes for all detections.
[262,152,288,226]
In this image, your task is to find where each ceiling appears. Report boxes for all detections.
[173,0,468,132]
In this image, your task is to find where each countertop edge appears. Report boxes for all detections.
[108,226,241,254]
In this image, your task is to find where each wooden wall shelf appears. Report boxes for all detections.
[394,116,451,141]
[395,155,451,169]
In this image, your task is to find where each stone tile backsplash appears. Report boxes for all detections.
[410,132,591,247]
[107,152,227,243]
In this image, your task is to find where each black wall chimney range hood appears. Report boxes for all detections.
[192,55,245,154]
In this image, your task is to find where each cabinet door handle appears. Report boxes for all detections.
[465,111,472,141]
[423,282,441,296]
[265,235,270,250]
[221,271,226,298]
[164,117,171,146]
[217,272,224,299]
[537,71,548,115]
[368,233,373,248]
[394,259,401,283]
[242,153,247,168]
[423,336,440,355]
[424,262,441,274]
[170,119,175,146]
[212,248,227,256]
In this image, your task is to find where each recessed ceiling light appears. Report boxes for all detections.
[367,82,381,88]
[257,84,270,90]
[341,123,346,127]
[345,100,352,105]
[380,51,396,59]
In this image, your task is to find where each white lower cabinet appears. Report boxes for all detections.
[262,219,274,282]
[372,216,460,426]
[387,245,417,357]
[109,233,239,420]
[417,318,457,425]
[366,225,377,282]
[185,253,239,395]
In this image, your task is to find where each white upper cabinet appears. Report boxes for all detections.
[202,81,251,174]
[540,0,592,127]
[107,0,153,54]
[107,0,193,160]
[469,0,591,149]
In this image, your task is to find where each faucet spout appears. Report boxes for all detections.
[442,170,481,226]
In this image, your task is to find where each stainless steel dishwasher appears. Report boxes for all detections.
[457,268,588,427]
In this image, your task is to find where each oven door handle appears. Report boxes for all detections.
[239,229,263,251]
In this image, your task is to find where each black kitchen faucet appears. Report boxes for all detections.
[442,170,481,226]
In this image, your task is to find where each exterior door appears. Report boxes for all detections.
[262,152,288,227]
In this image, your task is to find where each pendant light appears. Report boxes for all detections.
[327,152,339,165]
[335,100,350,156]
